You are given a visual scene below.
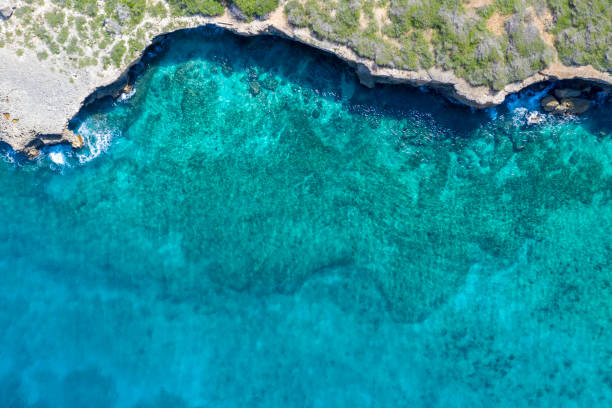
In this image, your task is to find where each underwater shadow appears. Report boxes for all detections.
[73,26,493,137]
[73,25,612,141]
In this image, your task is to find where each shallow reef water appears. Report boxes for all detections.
[1,28,612,407]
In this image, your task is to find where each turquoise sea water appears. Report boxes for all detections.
[1,28,612,407]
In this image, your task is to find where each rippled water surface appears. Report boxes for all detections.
[1,28,612,407]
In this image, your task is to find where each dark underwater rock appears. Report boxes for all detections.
[249,81,261,96]
[541,96,559,112]
[559,98,591,115]
[247,67,258,81]
[260,76,279,91]
[541,94,590,115]
[554,88,582,99]
[221,61,233,77]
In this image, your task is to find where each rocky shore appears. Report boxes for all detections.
[1,6,612,157]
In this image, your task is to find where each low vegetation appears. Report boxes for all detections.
[548,0,612,71]
[166,0,224,16]
[232,0,279,18]
[284,0,560,89]
[0,0,609,91]
[110,40,127,66]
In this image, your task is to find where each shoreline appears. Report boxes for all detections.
[2,10,612,156]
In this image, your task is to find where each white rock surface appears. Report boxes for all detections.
[0,6,12,20]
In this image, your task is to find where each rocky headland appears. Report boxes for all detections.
[1,0,611,157]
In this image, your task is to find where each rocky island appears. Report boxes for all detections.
[1,0,611,156]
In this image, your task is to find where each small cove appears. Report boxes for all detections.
[1,27,612,407]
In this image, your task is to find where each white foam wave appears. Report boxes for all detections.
[0,149,16,164]
[119,87,136,101]
[48,150,66,166]
[504,84,557,127]
[526,111,546,125]
[512,107,528,126]
[511,107,551,127]
[42,144,74,172]
[75,123,116,164]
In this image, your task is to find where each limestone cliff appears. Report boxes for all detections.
[1,1,611,156]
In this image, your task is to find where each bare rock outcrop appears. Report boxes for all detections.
[0,5,13,19]
[103,19,123,35]
[559,98,591,115]
[541,96,559,112]
[540,89,593,115]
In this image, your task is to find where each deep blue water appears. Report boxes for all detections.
[1,28,612,407]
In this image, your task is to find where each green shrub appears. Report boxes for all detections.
[78,56,98,67]
[351,30,396,66]
[495,0,522,15]
[57,26,70,44]
[149,2,168,18]
[105,0,119,16]
[547,0,612,71]
[336,1,360,34]
[111,40,127,67]
[34,25,62,54]
[49,41,61,55]
[167,0,224,16]
[404,31,434,69]
[306,0,360,43]
[73,0,98,16]
[75,16,89,39]
[232,0,278,18]
[121,0,146,24]
[66,36,84,55]
[476,4,495,19]
[388,0,444,32]
[381,22,402,39]
[128,32,145,56]
[99,34,112,49]
[14,6,34,20]
[45,10,65,28]
[285,1,308,27]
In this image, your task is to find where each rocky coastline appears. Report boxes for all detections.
[1,7,612,157]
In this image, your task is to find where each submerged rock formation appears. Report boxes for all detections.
[554,88,582,99]
[541,96,560,112]
[540,86,603,115]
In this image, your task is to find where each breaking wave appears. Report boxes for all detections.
[75,122,117,164]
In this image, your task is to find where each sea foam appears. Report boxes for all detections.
[75,123,116,164]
